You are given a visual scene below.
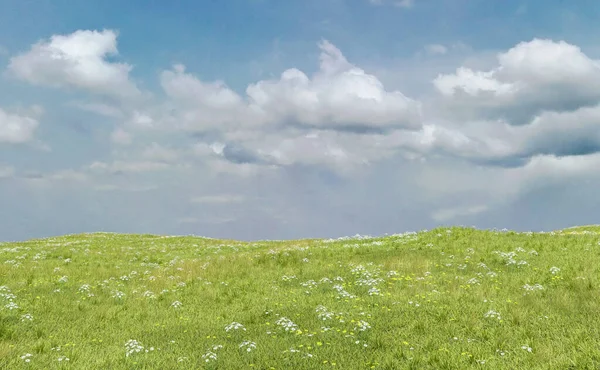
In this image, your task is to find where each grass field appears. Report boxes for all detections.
[2,225,600,369]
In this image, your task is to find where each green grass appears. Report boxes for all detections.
[2,226,600,369]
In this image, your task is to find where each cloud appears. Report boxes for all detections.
[8,29,140,100]
[424,44,448,55]
[158,40,421,134]
[0,107,40,144]
[434,39,600,125]
[246,40,421,131]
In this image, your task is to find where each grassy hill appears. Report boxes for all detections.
[1,226,600,369]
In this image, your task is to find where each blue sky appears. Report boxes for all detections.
[1,0,600,241]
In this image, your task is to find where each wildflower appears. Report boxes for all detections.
[239,341,257,352]
[521,345,532,353]
[550,266,561,275]
[276,317,299,332]
[57,356,70,362]
[484,310,502,321]
[225,322,246,332]
[20,313,33,322]
[58,276,68,283]
[112,290,125,299]
[171,301,183,309]
[368,287,381,296]
[355,320,371,332]
[316,305,334,320]
[125,339,144,357]
[4,302,19,310]
[202,351,217,363]
[142,291,156,299]
[20,353,33,363]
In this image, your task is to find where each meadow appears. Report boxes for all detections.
[1,225,600,369]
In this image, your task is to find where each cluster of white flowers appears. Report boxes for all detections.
[4,301,19,310]
[239,341,257,352]
[125,339,144,357]
[225,322,246,332]
[202,351,217,363]
[171,301,183,309]
[112,290,125,299]
[20,353,33,363]
[522,284,544,294]
[276,317,299,332]
[142,291,156,299]
[484,310,502,321]
[355,320,371,332]
[333,284,356,299]
[316,305,334,321]
[20,313,33,322]
[550,266,561,275]
[368,287,381,296]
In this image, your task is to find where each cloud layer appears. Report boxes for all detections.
[3,29,600,240]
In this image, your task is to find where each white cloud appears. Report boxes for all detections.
[0,108,39,144]
[433,39,600,125]
[424,44,448,55]
[8,29,140,99]
[246,40,421,130]
[158,40,421,133]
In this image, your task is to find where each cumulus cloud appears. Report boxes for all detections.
[0,108,39,144]
[8,29,140,99]
[159,40,421,134]
[246,40,421,131]
[434,39,600,125]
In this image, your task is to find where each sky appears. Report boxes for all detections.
[1,0,600,241]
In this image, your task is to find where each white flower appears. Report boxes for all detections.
[4,302,19,310]
[112,290,125,299]
[368,287,381,296]
[276,317,299,332]
[202,351,217,363]
[225,322,246,332]
[20,353,33,363]
[316,305,334,320]
[239,341,257,352]
[550,266,561,275]
[125,339,144,357]
[355,320,371,332]
[484,310,502,321]
[20,313,33,322]
[521,345,532,353]
[171,301,183,308]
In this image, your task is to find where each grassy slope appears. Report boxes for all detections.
[1,226,600,369]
